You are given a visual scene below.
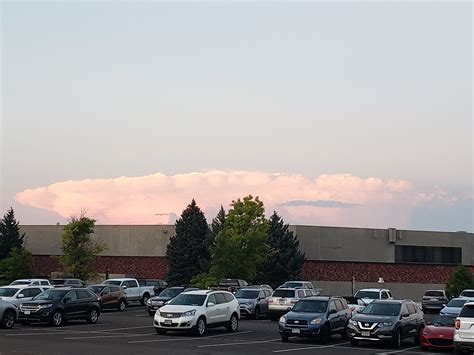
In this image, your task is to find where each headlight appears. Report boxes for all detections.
[146,299,152,305]
[310,318,322,325]
[279,316,286,324]
[378,322,393,327]
[349,320,358,326]
[181,309,196,317]
[39,304,52,309]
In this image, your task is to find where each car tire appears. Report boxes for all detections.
[320,324,331,344]
[1,310,16,329]
[420,345,429,351]
[281,334,289,342]
[341,329,348,340]
[253,306,260,320]
[350,338,358,346]
[391,328,401,348]
[148,311,155,316]
[140,293,150,306]
[194,317,207,337]
[87,307,100,324]
[117,299,126,312]
[414,327,422,345]
[226,313,239,333]
[155,329,167,335]
[50,310,63,327]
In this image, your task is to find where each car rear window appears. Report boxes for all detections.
[425,291,444,297]
[460,304,474,318]
[461,291,474,297]
[224,293,234,303]
[273,289,295,298]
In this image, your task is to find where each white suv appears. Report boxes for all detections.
[454,301,474,354]
[153,290,240,336]
[10,279,53,288]
[0,285,48,306]
[353,288,393,304]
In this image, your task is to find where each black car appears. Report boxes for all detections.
[145,287,198,315]
[347,299,425,348]
[19,288,101,326]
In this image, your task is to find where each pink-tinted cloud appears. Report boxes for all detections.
[14,171,454,228]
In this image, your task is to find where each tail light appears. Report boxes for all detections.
[455,319,461,330]
[268,299,274,304]
[290,299,298,304]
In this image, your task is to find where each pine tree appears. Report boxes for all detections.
[256,211,306,287]
[166,199,210,286]
[209,206,226,247]
[0,208,25,260]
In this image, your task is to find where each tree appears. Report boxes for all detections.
[0,248,34,284]
[446,265,474,298]
[210,195,269,281]
[256,212,306,287]
[209,205,226,246]
[166,199,210,286]
[0,208,25,260]
[57,214,106,281]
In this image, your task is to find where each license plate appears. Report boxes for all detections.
[292,328,300,334]
[430,298,437,301]
[164,319,172,325]
[361,331,370,337]
[279,299,285,304]
[24,310,30,315]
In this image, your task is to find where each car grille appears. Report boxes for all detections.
[357,322,378,330]
[428,338,453,346]
[286,319,308,328]
[159,322,179,327]
[20,304,41,312]
[160,312,181,318]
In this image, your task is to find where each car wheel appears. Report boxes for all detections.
[414,327,422,345]
[281,334,289,342]
[140,294,150,306]
[1,310,16,329]
[117,300,126,312]
[253,306,260,320]
[194,317,207,337]
[226,313,239,333]
[350,338,358,346]
[50,310,63,327]
[341,329,348,340]
[87,307,100,324]
[391,329,401,348]
[155,329,167,335]
[320,324,331,344]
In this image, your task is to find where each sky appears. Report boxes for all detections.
[1,1,473,231]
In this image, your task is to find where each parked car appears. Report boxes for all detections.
[145,287,198,316]
[216,279,248,293]
[440,297,474,316]
[87,284,127,311]
[103,278,154,305]
[353,288,393,304]
[347,299,425,348]
[0,285,47,306]
[278,296,351,343]
[19,287,101,326]
[51,278,85,288]
[343,296,369,315]
[280,281,315,290]
[460,289,474,298]
[0,300,18,329]
[268,287,317,321]
[137,279,168,296]
[420,314,456,351]
[10,279,53,288]
[235,286,272,319]
[454,301,474,354]
[421,290,448,313]
[153,290,240,336]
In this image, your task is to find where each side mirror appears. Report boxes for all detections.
[17,294,24,299]
[122,286,127,290]
[207,302,215,307]
[63,297,71,303]
[401,313,409,318]
[330,309,337,314]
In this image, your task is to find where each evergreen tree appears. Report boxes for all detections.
[256,211,306,287]
[0,208,25,260]
[0,248,34,284]
[446,265,474,298]
[209,206,226,246]
[166,199,210,286]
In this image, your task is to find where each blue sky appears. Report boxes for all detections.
[2,1,472,231]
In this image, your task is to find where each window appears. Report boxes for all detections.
[407,304,417,314]
[127,280,138,288]
[395,245,461,265]
[297,290,306,298]
[329,301,337,312]
[223,293,234,303]
[110,286,119,293]
[65,291,77,301]
[381,292,388,299]
[460,304,474,318]
[304,290,313,297]
[40,281,49,285]
[23,288,42,298]
[68,280,81,285]
[264,290,272,297]
[102,287,111,294]
[207,294,217,305]
[76,290,90,299]
[335,300,344,311]
[340,299,348,308]
[401,304,409,315]
[215,293,226,304]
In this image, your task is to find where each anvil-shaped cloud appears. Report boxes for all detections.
[15,171,454,228]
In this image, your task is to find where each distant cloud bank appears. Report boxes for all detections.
[15,171,469,229]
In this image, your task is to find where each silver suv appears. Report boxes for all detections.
[235,286,272,319]
[268,288,317,321]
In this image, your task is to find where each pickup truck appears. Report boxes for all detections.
[103,278,154,305]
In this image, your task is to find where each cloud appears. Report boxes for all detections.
[15,170,468,229]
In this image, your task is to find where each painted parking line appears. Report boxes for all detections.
[64,333,156,340]
[197,338,281,348]
[92,325,152,333]
[272,342,350,353]
[377,345,420,354]
[128,330,253,344]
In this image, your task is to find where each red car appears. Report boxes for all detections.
[420,314,456,351]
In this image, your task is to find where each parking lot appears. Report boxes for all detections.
[0,306,444,355]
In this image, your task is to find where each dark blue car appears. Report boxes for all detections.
[278,296,351,343]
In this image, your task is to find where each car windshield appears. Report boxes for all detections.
[432,315,456,327]
[10,281,31,285]
[88,286,105,294]
[51,279,66,285]
[292,300,328,313]
[159,288,183,298]
[361,303,401,316]
[103,280,121,286]
[0,288,19,297]
[33,289,67,301]
[425,291,444,297]
[282,282,303,288]
[461,291,474,297]
[235,290,259,299]
[354,291,379,299]
[447,299,468,308]
[273,290,295,298]
[169,294,206,306]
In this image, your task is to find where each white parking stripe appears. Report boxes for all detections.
[273,342,350,353]
[93,325,152,332]
[64,333,156,340]
[128,330,253,344]
[197,338,281,348]
[377,345,420,354]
